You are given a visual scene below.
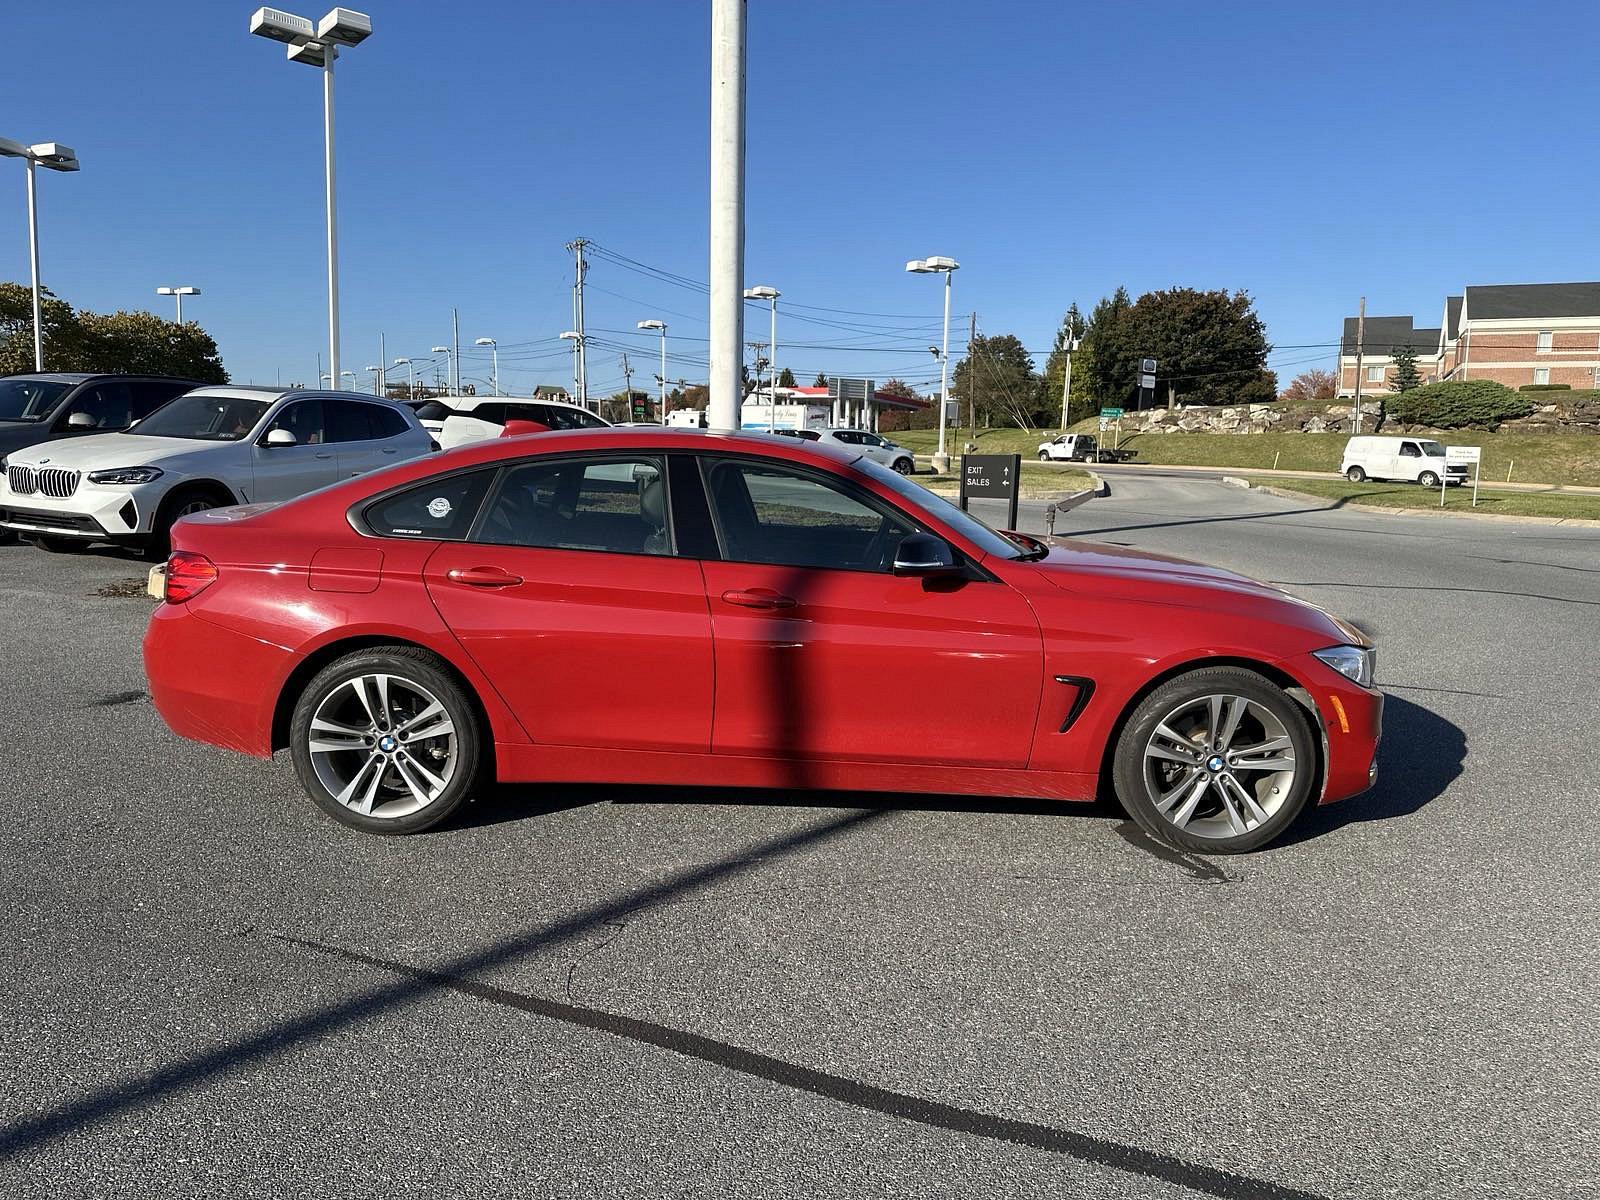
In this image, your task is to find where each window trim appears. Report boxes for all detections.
[1364,364,1385,383]
[692,451,986,578]
[1533,366,1551,385]
[1536,331,1554,353]
[465,451,675,559]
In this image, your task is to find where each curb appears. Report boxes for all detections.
[1245,482,1600,528]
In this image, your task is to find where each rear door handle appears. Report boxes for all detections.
[315,452,334,460]
[448,565,524,588]
[721,587,795,610]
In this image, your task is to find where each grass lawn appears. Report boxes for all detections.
[894,427,1600,486]
[1246,477,1600,521]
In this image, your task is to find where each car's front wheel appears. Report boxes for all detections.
[1039,452,1052,462]
[31,535,89,553]
[289,647,482,834]
[1418,471,1440,489]
[892,456,914,475]
[1112,666,1317,854]
[1345,465,1366,482]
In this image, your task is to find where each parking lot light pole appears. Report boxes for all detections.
[393,356,413,399]
[156,285,201,323]
[431,346,453,395]
[249,7,373,391]
[907,256,959,473]
[474,337,499,395]
[743,286,779,428]
[1,138,80,371]
[365,364,382,394]
[637,321,667,418]
[560,332,586,409]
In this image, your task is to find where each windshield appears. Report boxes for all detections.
[855,457,1030,559]
[132,393,272,441]
[1419,440,1445,457]
[0,379,72,423]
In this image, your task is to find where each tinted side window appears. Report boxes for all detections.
[364,470,494,540]
[414,401,453,422]
[702,459,911,572]
[469,403,506,426]
[266,399,327,444]
[132,382,189,418]
[536,404,595,431]
[371,405,410,438]
[325,400,378,443]
[63,383,135,430]
[476,457,669,556]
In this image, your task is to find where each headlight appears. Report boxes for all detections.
[1313,645,1375,688]
[87,466,165,485]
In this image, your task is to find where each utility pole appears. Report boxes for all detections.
[1352,295,1366,436]
[567,237,590,410]
[967,311,978,442]
[379,332,386,396]
[746,340,767,421]
[451,307,460,396]
[620,352,633,422]
[707,0,746,431]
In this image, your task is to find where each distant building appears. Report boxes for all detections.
[532,384,572,403]
[1341,281,1600,394]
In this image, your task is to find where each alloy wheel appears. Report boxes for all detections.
[1141,693,1299,840]
[305,673,458,819]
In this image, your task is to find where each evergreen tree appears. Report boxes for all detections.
[1389,343,1422,392]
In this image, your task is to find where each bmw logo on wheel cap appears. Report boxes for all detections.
[1206,754,1225,772]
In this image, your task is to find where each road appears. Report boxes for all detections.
[2,475,1597,1199]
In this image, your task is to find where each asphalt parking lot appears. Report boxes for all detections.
[2,474,1597,1199]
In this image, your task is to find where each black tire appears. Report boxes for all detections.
[1112,666,1318,855]
[145,486,228,560]
[31,535,89,553]
[892,456,914,475]
[0,529,17,546]
[1418,471,1440,489]
[1345,465,1366,483]
[289,646,483,835]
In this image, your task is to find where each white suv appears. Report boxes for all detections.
[814,428,916,474]
[0,386,432,557]
[415,395,610,449]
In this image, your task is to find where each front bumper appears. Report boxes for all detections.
[1303,668,1384,804]
[0,481,160,538]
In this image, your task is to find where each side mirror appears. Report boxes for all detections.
[264,428,297,448]
[893,532,961,577]
[65,412,97,429]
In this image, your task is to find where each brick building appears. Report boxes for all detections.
[1342,281,1600,394]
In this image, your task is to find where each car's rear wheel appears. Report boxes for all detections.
[1112,666,1317,854]
[1345,465,1366,482]
[289,648,481,834]
[892,456,914,475]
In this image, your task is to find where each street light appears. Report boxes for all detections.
[431,345,452,395]
[339,370,356,389]
[366,364,382,395]
[743,286,779,429]
[393,356,414,398]
[155,286,201,323]
[1,138,80,371]
[249,6,373,390]
[474,337,499,396]
[560,331,586,410]
[907,256,959,472]
[636,321,667,419]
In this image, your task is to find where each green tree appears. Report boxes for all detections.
[952,333,1039,427]
[813,372,828,387]
[1080,286,1134,407]
[0,282,83,375]
[1115,287,1273,409]
[75,310,228,383]
[1039,304,1097,427]
[1388,343,1422,393]
[777,367,797,388]
[879,378,917,399]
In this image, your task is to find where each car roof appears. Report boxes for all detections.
[183,385,406,408]
[425,426,860,472]
[438,394,594,413]
[1,372,201,384]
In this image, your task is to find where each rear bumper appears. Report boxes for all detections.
[143,602,290,758]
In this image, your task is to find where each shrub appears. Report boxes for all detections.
[1520,383,1572,392]
[1383,380,1533,429]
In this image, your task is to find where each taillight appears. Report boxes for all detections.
[164,551,218,603]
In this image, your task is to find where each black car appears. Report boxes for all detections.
[0,373,203,543]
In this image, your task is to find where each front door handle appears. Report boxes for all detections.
[315,452,334,460]
[721,587,796,610]
[448,565,524,588]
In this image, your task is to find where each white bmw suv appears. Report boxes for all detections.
[0,386,432,557]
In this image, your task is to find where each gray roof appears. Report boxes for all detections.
[1341,315,1436,356]
[1444,296,1463,341]
[1464,281,1600,320]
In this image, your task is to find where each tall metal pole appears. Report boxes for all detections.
[769,295,778,427]
[25,158,43,370]
[1060,324,1075,432]
[452,307,460,395]
[934,267,953,472]
[620,353,632,421]
[322,54,341,386]
[657,326,668,419]
[708,0,746,431]
[379,332,386,395]
[175,291,185,324]
[491,345,499,396]
[568,238,590,411]
[1352,295,1366,436]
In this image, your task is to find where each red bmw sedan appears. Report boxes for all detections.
[143,429,1381,854]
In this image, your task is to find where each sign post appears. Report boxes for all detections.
[1100,406,1124,453]
[960,452,1022,530]
[1447,444,1482,507]
[1137,358,1157,411]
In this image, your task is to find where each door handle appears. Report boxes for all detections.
[315,452,334,460]
[448,565,524,588]
[382,447,398,455]
[721,587,795,610]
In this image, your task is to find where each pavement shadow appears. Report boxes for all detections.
[1283,692,1464,845]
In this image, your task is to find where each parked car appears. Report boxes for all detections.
[0,373,202,541]
[416,395,609,448]
[812,428,916,474]
[1341,435,1468,487]
[143,428,1381,854]
[0,387,431,557]
[1037,433,1135,464]
[665,409,709,429]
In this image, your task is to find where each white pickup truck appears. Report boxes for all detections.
[1037,433,1133,463]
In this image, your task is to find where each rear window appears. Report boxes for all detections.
[363,470,494,540]
[413,401,454,422]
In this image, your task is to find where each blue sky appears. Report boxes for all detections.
[5,0,1599,396]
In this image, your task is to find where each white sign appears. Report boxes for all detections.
[1139,373,1156,389]
[1098,416,1110,431]
[1446,445,1481,463]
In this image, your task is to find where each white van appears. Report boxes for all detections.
[1340,435,1468,487]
